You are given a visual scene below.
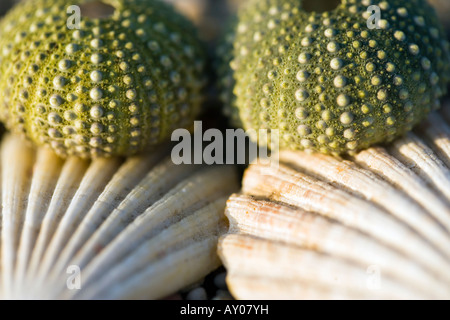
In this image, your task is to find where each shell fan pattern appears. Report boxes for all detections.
[0,134,238,299]
[219,103,450,300]
[218,0,450,155]
[0,0,207,158]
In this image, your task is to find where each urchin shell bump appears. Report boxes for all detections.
[218,0,450,155]
[219,103,450,300]
[0,134,238,299]
[0,0,207,158]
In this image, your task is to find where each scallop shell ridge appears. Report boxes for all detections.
[219,103,450,300]
[0,134,238,299]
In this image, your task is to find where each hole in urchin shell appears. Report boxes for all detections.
[80,1,115,19]
[302,0,341,13]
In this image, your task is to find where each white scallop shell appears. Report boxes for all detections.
[219,103,450,300]
[0,134,238,299]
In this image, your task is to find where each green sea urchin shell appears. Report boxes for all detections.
[0,0,207,158]
[218,0,450,155]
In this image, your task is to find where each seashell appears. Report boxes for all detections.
[0,134,238,299]
[218,103,450,300]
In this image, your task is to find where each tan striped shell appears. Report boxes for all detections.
[219,102,450,300]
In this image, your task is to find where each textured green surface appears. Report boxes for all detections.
[218,0,450,155]
[0,0,207,158]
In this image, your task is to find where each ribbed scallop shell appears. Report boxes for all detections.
[219,103,450,300]
[0,134,238,299]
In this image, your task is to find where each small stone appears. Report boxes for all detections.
[186,287,207,300]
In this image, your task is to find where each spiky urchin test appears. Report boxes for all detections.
[0,0,207,158]
[218,0,450,155]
